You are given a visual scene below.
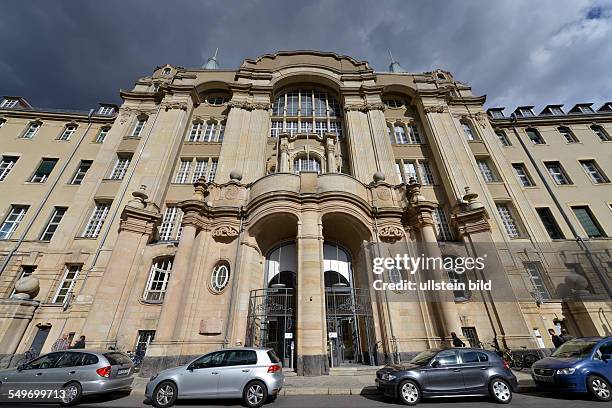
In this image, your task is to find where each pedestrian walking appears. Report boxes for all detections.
[451,332,465,347]
[548,328,563,348]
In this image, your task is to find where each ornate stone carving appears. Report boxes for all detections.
[224,185,239,200]
[379,225,404,242]
[343,102,386,112]
[212,225,239,238]
[423,105,446,113]
[161,101,188,111]
[227,101,271,111]
[118,107,156,125]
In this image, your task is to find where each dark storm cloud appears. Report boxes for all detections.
[1,0,611,112]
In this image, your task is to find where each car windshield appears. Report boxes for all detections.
[551,341,597,358]
[410,350,438,366]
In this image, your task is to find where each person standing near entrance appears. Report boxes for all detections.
[548,329,563,348]
[560,329,574,343]
[451,332,465,347]
[71,335,86,349]
[51,334,69,351]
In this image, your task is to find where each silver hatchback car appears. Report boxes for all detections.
[146,347,284,408]
[0,350,134,406]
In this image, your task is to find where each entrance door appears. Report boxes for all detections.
[29,325,51,356]
[327,317,357,365]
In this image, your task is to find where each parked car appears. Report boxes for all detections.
[146,347,284,408]
[0,350,134,406]
[376,348,518,405]
[531,336,612,401]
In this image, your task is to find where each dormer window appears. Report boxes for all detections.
[0,98,18,109]
[489,110,504,119]
[437,73,446,80]
[550,106,564,115]
[384,99,403,108]
[162,67,172,76]
[579,105,594,113]
[518,108,534,117]
[98,106,115,116]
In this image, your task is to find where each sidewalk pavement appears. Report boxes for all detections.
[133,370,535,396]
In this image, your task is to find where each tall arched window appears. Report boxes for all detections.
[271,88,343,138]
[143,257,173,302]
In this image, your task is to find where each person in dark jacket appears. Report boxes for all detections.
[548,329,563,348]
[71,335,85,349]
[450,332,465,347]
[560,329,574,343]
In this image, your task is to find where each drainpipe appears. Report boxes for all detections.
[0,109,96,276]
[509,115,612,299]
[76,103,163,299]
[222,206,245,348]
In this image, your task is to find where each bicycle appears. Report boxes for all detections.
[486,342,539,371]
[13,348,37,367]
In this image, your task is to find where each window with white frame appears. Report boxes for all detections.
[82,202,111,238]
[490,110,504,119]
[98,106,115,115]
[526,128,545,144]
[294,156,321,173]
[210,261,230,293]
[495,130,511,146]
[403,161,418,182]
[384,98,403,108]
[130,118,146,138]
[523,262,550,300]
[192,159,208,182]
[591,124,612,142]
[207,160,217,182]
[580,160,609,184]
[70,160,92,185]
[0,156,18,181]
[395,159,434,184]
[579,105,594,113]
[271,88,343,138]
[558,126,578,143]
[512,163,534,187]
[433,207,453,241]
[10,265,36,297]
[22,122,41,139]
[496,203,521,238]
[545,162,571,185]
[53,265,81,304]
[95,127,109,143]
[419,161,435,185]
[519,107,534,117]
[109,155,131,180]
[550,106,564,115]
[173,157,217,184]
[40,207,67,241]
[30,158,58,183]
[393,124,408,144]
[58,125,76,141]
[158,206,183,241]
[186,121,204,142]
[477,159,497,182]
[0,205,28,240]
[218,122,225,141]
[461,120,477,141]
[185,120,224,142]
[270,120,283,138]
[0,98,19,108]
[174,159,192,183]
[143,258,173,302]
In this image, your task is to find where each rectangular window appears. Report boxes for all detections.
[461,327,480,347]
[0,156,18,181]
[536,208,565,239]
[159,206,183,241]
[58,125,76,141]
[82,202,111,238]
[299,120,313,133]
[22,122,41,139]
[462,122,476,141]
[204,122,216,142]
[30,158,58,183]
[409,125,422,144]
[403,161,418,183]
[550,107,564,115]
[187,122,204,142]
[207,160,218,182]
[0,98,19,108]
[301,91,313,116]
[580,160,609,184]
[286,121,298,136]
[192,159,208,183]
[490,110,504,119]
[394,125,408,144]
[592,125,611,142]
[496,203,520,238]
[134,330,155,356]
[524,262,550,300]
[526,129,545,144]
[70,160,92,185]
[271,120,283,138]
[558,127,577,143]
[495,130,511,146]
[329,121,342,138]
[98,106,115,115]
[419,161,435,185]
[572,206,606,238]
[477,159,497,182]
[433,207,452,241]
[174,159,192,184]
[545,162,571,185]
[10,265,36,297]
[95,128,109,143]
[286,91,298,116]
[0,205,28,240]
[130,119,146,138]
[315,121,326,137]
[218,123,225,142]
[512,163,534,187]
[143,258,173,302]
[109,155,131,180]
[579,105,594,113]
[53,265,81,304]
[519,108,534,117]
[40,207,67,241]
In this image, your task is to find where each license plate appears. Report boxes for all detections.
[117,368,130,376]
[534,374,553,383]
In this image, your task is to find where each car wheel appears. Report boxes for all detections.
[153,381,178,408]
[398,380,421,406]
[243,380,268,408]
[489,378,512,404]
[60,382,82,407]
[587,375,612,402]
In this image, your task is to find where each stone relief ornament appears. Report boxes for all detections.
[212,225,239,238]
[343,102,386,112]
[161,102,188,111]
[379,225,404,241]
[423,105,446,113]
[227,101,271,111]
[224,185,239,200]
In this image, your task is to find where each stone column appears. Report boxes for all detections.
[0,299,39,367]
[280,136,290,172]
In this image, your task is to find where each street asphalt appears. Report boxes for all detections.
[0,390,604,408]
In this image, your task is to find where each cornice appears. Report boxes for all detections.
[119,89,160,102]
[490,113,612,128]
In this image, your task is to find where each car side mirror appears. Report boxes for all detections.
[187,364,194,372]
[431,360,441,368]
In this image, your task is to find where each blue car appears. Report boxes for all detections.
[531,336,612,401]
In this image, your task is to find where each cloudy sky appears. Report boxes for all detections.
[1,0,611,114]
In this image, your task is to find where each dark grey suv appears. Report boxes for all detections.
[376,348,518,405]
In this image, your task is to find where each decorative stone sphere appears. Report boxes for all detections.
[12,275,40,300]
[373,172,386,183]
[229,170,243,181]
[565,272,589,292]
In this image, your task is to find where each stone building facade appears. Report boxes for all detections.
[0,51,611,375]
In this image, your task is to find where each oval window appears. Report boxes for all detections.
[211,263,230,293]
